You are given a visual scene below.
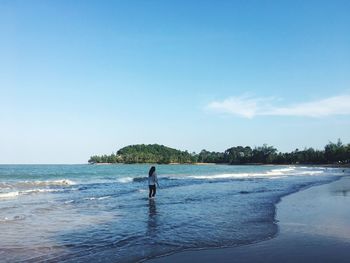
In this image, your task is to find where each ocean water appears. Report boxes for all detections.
[0,164,343,262]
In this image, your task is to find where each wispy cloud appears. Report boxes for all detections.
[207,94,350,118]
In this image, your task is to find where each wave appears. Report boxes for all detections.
[113,167,323,183]
[0,188,66,200]
[1,168,321,195]
[1,179,76,189]
[16,179,76,187]
[21,188,64,194]
[116,177,134,184]
[186,167,321,180]
[0,183,11,189]
[188,172,276,180]
[0,191,19,199]
[266,167,296,176]
[269,176,288,179]
[296,171,324,175]
[84,196,111,201]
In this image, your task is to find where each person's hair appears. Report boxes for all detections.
[149,166,156,177]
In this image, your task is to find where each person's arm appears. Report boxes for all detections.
[155,173,159,187]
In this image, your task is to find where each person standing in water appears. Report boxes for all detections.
[148,166,159,198]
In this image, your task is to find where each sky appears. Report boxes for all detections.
[1,0,350,164]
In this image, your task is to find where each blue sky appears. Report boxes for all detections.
[1,0,350,163]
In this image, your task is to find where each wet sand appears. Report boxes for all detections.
[147,175,350,263]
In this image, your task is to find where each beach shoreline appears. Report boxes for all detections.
[146,174,350,263]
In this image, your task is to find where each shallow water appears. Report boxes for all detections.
[0,164,343,262]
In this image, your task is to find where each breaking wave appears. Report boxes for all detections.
[0,179,76,190]
[0,188,65,199]
[188,167,299,180]
[112,166,327,184]
[116,177,134,184]
[0,191,19,199]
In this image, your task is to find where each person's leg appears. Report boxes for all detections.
[152,185,156,197]
[149,185,152,198]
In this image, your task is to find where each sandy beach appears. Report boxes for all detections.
[147,175,350,263]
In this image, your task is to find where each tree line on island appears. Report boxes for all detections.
[88,140,350,165]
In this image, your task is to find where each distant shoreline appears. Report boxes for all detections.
[89,143,350,166]
[91,162,216,166]
[90,162,350,168]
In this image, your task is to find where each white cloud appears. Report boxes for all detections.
[207,94,350,118]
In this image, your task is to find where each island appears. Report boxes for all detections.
[88,140,350,165]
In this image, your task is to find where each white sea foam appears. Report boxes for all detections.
[261,167,296,176]
[116,177,133,184]
[12,179,76,188]
[188,173,249,179]
[85,196,111,201]
[269,176,288,179]
[0,191,19,199]
[298,171,324,175]
[186,167,323,180]
[21,188,63,195]
[189,172,278,179]
[0,188,65,200]
[98,196,111,200]
[0,183,11,189]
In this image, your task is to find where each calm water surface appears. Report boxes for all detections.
[0,164,343,262]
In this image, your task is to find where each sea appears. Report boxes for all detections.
[0,164,344,262]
